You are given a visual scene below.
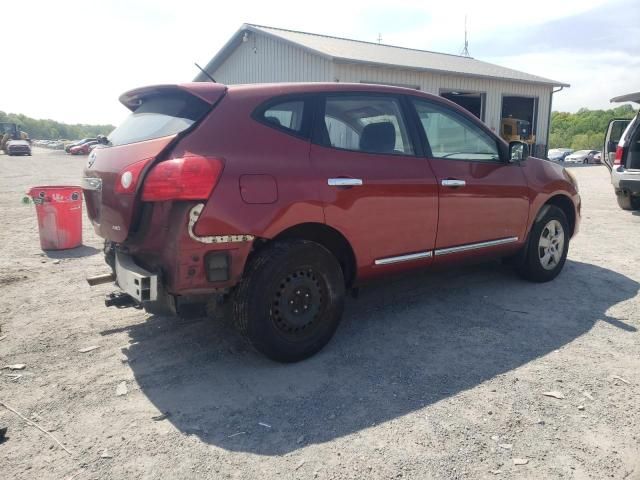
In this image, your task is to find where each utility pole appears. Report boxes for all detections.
[377,33,382,44]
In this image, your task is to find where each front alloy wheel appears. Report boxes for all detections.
[538,219,565,271]
[516,205,570,282]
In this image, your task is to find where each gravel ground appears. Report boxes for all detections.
[0,148,638,480]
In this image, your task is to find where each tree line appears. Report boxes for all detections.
[0,111,114,140]
[549,104,637,151]
[2,103,637,149]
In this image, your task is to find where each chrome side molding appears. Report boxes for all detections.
[434,237,519,256]
[374,237,519,265]
[374,251,432,265]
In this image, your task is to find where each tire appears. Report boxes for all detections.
[232,239,345,362]
[516,205,570,282]
[616,192,640,211]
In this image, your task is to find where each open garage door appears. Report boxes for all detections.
[501,96,538,146]
[440,91,485,120]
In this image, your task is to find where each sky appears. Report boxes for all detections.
[2,0,638,126]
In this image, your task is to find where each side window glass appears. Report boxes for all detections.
[320,96,414,155]
[262,100,304,133]
[413,100,500,161]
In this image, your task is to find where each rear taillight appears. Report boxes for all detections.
[613,146,625,166]
[141,156,224,202]
[114,158,151,194]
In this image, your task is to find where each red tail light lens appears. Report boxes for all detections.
[141,156,224,202]
[613,146,624,166]
[114,158,152,194]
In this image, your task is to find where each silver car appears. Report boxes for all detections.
[603,92,640,210]
[564,149,599,164]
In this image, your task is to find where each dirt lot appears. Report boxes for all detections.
[0,148,638,480]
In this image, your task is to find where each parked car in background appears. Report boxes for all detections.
[65,138,97,153]
[5,139,32,156]
[70,140,98,155]
[592,151,602,163]
[565,150,599,164]
[547,148,573,162]
[603,92,640,210]
[83,82,581,362]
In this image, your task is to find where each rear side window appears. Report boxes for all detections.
[262,101,305,133]
[108,91,210,147]
[319,95,414,155]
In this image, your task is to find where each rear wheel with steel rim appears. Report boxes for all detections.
[516,205,570,282]
[232,239,345,362]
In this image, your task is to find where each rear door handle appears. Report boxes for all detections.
[441,179,466,188]
[328,178,363,187]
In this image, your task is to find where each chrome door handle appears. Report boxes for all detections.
[441,179,466,187]
[328,178,363,187]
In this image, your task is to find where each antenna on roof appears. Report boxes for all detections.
[460,15,470,57]
[377,33,382,44]
[194,62,216,83]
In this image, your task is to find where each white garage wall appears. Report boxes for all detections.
[213,32,334,84]
[213,32,553,148]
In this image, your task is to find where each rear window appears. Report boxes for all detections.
[108,91,210,147]
[262,101,304,133]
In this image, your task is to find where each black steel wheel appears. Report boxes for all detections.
[232,239,345,362]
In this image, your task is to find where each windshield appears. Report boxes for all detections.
[108,91,210,147]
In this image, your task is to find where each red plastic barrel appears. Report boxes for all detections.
[28,186,83,250]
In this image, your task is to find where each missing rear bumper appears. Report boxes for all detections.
[114,252,158,302]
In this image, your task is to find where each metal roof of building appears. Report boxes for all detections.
[199,24,569,88]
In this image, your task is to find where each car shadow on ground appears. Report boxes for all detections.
[113,259,638,456]
[44,245,100,259]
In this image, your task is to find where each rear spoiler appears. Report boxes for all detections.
[119,83,228,111]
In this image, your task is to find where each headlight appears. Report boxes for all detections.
[565,169,579,192]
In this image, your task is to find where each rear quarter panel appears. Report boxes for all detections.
[172,88,325,239]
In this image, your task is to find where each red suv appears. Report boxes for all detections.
[84,82,580,362]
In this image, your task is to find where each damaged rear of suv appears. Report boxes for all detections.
[84,83,233,309]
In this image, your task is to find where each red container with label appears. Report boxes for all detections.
[28,186,83,250]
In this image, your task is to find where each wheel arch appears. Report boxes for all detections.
[536,194,577,238]
[261,222,357,288]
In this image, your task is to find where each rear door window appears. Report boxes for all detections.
[317,95,414,155]
[108,91,210,147]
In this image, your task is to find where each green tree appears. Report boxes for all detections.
[0,111,114,140]
[550,105,637,150]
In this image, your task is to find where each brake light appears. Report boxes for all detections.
[141,156,224,201]
[114,158,151,194]
[613,146,624,166]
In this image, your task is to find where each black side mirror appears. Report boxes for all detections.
[509,141,529,162]
[97,134,109,145]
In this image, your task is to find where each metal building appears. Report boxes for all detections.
[196,24,569,155]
